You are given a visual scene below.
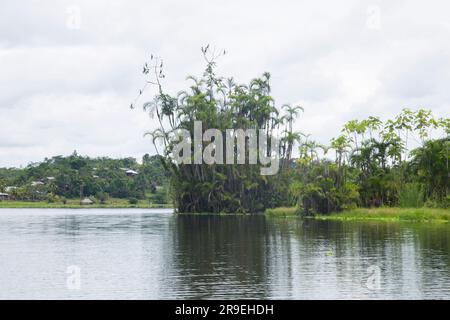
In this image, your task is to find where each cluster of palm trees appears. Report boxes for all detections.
[133,49,307,213]
[133,49,449,214]
[291,108,449,213]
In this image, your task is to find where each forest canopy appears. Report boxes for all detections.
[134,48,449,214]
[0,153,169,204]
[134,48,305,213]
[2,49,448,214]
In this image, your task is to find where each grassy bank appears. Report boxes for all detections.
[0,198,172,209]
[315,207,450,223]
[264,206,450,222]
[265,207,299,218]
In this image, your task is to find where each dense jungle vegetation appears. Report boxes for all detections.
[134,48,449,214]
[0,153,169,204]
[2,49,448,214]
[134,48,304,213]
[291,110,449,214]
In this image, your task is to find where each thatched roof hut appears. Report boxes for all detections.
[80,198,94,205]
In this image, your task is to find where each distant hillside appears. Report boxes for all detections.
[0,152,169,202]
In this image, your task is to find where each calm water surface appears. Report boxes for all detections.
[0,208,449,299]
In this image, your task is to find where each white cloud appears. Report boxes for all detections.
[0,0,449,166]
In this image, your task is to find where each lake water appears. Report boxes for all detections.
[0,208,449,299]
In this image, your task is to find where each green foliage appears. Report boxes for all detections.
[316,207,450,222]
[291,159,360,215]
[46,193,57,203]
[290,108,448,215]
[148,186,169,204]
[135,49,448,214]
[137,49,302,213]
[409,138,449,204]
[128,197,138,205]
[96,191,109,204]
[0,153,169,202]
[399,183,424,208]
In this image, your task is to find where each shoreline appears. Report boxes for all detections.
[1,203,449,223]
[0,200,172,209]
[265,207,450,223]
[314,207,450,223]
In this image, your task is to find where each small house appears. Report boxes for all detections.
[0,193,9,200]
[125,169,138,177]
[80,198,94,205]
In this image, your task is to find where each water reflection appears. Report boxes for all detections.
[163,215,271,299]
[163,215,450,299]
[0,209,448,299]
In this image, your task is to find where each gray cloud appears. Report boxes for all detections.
[0,0,449,167]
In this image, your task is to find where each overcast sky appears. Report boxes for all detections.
[0,0,449,167]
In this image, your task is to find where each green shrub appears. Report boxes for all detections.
[151,192,167,204]
[444,195,450,208]
[399,183,424,208]
[47,193,57,203]
[128,197,138,205]
[96,191,109,204]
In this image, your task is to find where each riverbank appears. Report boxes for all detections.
[315,207,450,223]
[265,207,299,218]
[2,202,448,221]
[264,207,450,222]
[0,199,171,209]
